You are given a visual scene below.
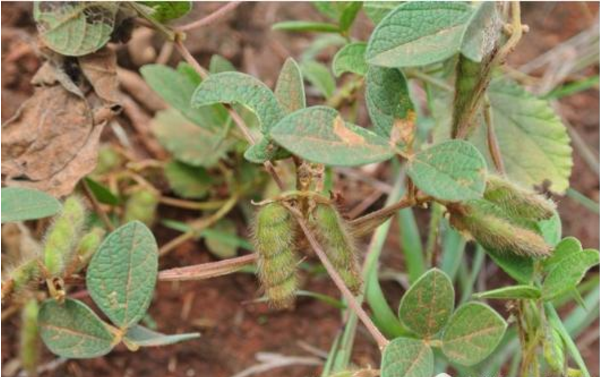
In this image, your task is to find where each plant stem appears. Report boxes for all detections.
[158,194,239,256]
[81,179,115,231]
[178,2,241,32]
[405,68,453,92]
[483,96,506,174]
[287,204,390,350]
[159,196,228,211]
[496,2,524,64]
[158,254,256,281]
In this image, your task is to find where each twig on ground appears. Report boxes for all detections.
[158,254,257,281]
[178,2,241,32]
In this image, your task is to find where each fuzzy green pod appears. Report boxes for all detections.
[312,204,362,295]
[43,196,87,277]
[66,227,106,275]
[2,259,40,300]
[543,326,565,373]
[449,202,550,257]
[20,298,40,377]
[92,144,124,177]
[484,175,556,221]
[123,188,159,226]
[253,203,300,309]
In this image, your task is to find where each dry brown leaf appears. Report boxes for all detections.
[78,47,121,105]
[1,48,121,197]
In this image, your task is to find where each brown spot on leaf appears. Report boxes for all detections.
[333,115,364,146]
[390,110,417,148]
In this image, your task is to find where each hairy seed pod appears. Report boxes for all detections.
[484,175,555,221]
[543,326,565,373]
[43,196,87,277]
[253,203,300,309]
[123,188,159,226]
[449,202,550,257]
[92,144,124,177]
[312,204,362,295]
[20,298,40,377]
[65,227,106,276]
[2,259,40,301]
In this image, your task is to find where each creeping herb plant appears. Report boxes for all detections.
[2,2,598,376]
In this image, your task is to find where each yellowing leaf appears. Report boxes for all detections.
[270,106,395,166]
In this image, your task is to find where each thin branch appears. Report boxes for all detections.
[178,2,241,32]
[483,96,506,174]
[495,2,524,64]
[159,194,239,256]
[159,196,228,211]
[158,254,257,281]
[81,179,115,231]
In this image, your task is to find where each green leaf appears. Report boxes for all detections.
[301,61,336,99]
[366,2,473,68]
[270,106,395,166]
[407,140,487,202]
[1,187,61,223]
[124,325,199,348]
[209,54,236,74]
[473,285,541,300]
[140,1,191,22]
[441,302,507,366]
[39,299,116,358]
[164,161,213,199]
[460,2,502,62]
[152,109,234,168]
[537,210,562,247]
[472,80,573,193]
[381,337,433,377]
[141,64,228,132]
[332,42,368,77]
[275,58,306,114]
[206,219,238,259]
[272,21,340,33]
[486,249,533,284]
[191,72,285,133]
[338,2,362,32]
[363,2,402,25]
[398,268,454,337]
[34,2,118,56]
[87,221,158,329]
[365,66,415,146]
[243,137,286,164]
[542,249,599,300]
[84,177,119,206]
[544,237,582,273]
